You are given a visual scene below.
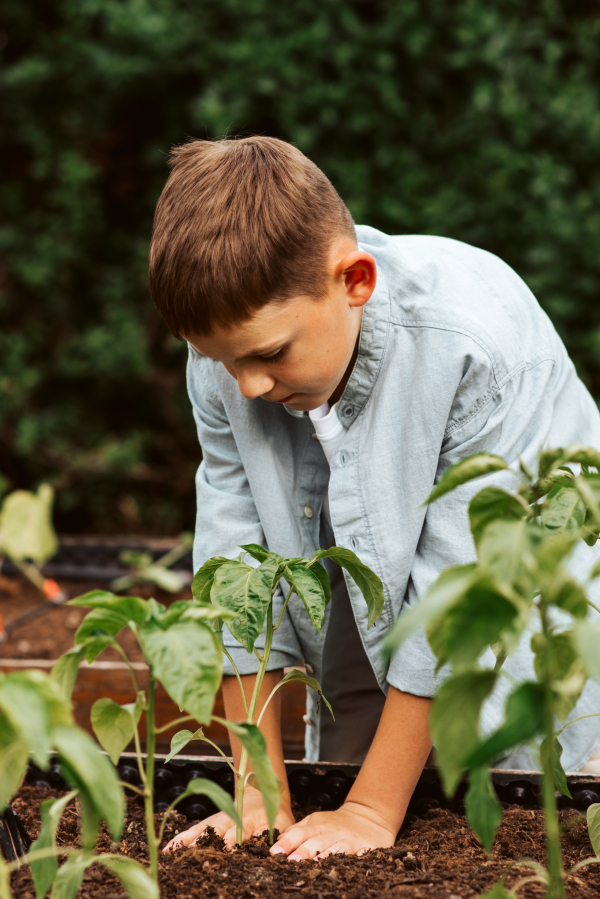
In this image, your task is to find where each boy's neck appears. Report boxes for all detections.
[327,320,362,407]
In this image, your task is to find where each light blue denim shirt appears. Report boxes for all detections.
[188,226,600,770]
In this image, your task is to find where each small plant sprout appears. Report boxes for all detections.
[0,483,64,604]
[385,445,600,899]
[110,532,194,594]
[0,668,156,899]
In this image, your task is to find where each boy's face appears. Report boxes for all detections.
[185,239,377,412]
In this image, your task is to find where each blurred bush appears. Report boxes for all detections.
[1,0,599,533]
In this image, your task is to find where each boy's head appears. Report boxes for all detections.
[150,136,376,411]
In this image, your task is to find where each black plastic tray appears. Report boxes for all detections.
[25,754,600,827]
[1,535,193,582]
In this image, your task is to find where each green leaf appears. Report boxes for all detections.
[0,483,58,564]
[587,803,600,857]
[140,619,222,723]
[91,695,143,765]
[99,856,159,899]
[383,564,478,660]
[0,716,28,808]
[469,486,528,545]
[425,453,509,505]
[138,564,185,593]
[238,543,282,564]
[541,736,571,799]
[465,766,502,854]
[220,720,280,835]
[477,519,536,602]
[69,591,148,626]
[532,631,586,720]
[31,792,77,899]
[465,682,545,769]
[165,727,204,763]
[551,579,588,619]
[427,584,519,670]
[430,669,497,795]
[574,475,600,529]
[53,725,124,846]
[0,671,54,767]
[541,485,585,531]
[173,778,241,829]
[74,608,130,644]
[284,564,327,633]
[538,446,600,480]
[212,557,280,652]
[51,637,114,698]
[573,619,600,683]
[191,557,229,603]
[50,850,91,899]
[312,546,384,628]
[309,561,331,604]
[275,668,334,719]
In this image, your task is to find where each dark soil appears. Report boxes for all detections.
[10,784,600,898]
[0,574,186,661]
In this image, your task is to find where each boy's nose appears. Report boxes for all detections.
[235,369,276,400]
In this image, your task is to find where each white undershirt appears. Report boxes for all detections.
[308,402,345,527]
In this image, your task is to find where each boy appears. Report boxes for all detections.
[151,137,600,859]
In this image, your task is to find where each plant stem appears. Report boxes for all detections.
[539,607,565,899]
[144,672,159,883]
[273,586,294,630]
[221,643,248,714]
[235,600,275,846]
[586,598,600,615]
[556,711,600,737]
[155,714,194,734]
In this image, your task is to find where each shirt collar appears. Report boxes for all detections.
[284,247,390,424]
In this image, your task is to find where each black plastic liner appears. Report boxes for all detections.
[0,804,32,861]
[1,535,193,582]
[25,754,600,827]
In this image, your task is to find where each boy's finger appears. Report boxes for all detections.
[316,841,349,859]
[288,835,330,861]
[270,824,320,855]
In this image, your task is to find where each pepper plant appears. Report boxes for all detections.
[176,543,384,845]
[0,668,156,899]
[385,445,600,899]
[53,592,241,883]
[0,483,64,604]
[59,543,383,862]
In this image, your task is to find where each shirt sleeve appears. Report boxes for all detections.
[186,346,303,675]
[386,353,556,698]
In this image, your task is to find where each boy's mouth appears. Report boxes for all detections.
[274,393,297,403]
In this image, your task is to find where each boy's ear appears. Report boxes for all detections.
[336,251,377,307]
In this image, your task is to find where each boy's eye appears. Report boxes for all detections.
[262,347,287,364]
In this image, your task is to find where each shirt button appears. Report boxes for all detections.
[343,405,354,417]
[304,505,314,518]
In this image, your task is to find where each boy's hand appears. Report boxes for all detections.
[163,786,295,852]
[270,800,397,860]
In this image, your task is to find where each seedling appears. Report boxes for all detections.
[109,532,194,594]
[385,445,600,899]
[0,668,156,899]
[57,543,383,873]
[0,483,64,605]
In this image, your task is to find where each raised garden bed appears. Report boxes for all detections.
[9,763,600,899]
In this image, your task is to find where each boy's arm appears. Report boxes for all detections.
[271,686,432,859]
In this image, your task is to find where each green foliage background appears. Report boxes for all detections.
[1,0,600,533]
